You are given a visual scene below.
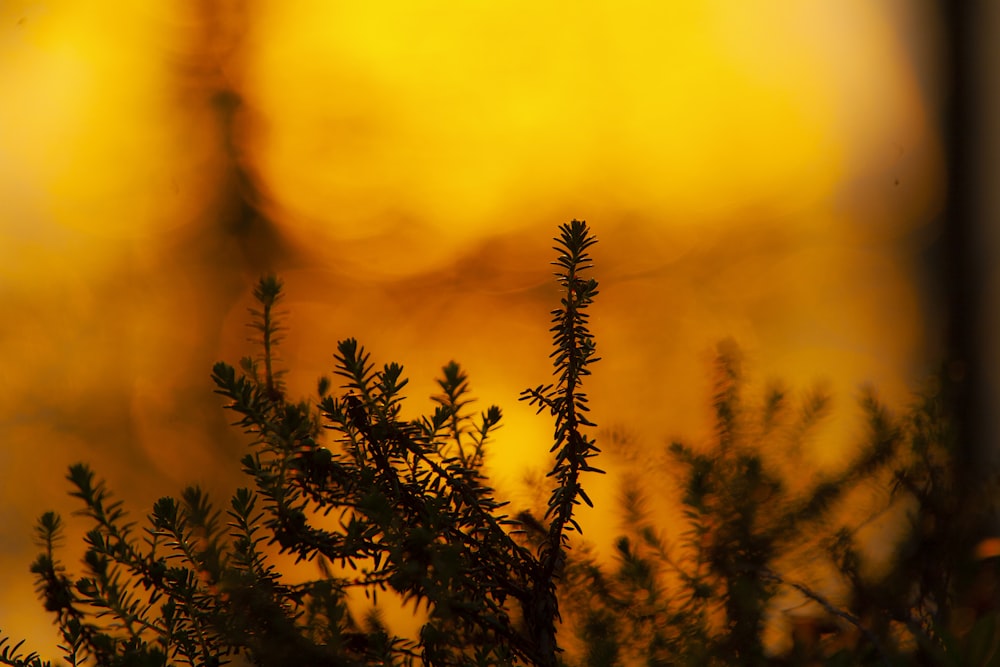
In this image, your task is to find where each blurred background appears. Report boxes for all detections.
[1,0,986,657]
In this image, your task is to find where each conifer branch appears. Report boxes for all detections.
[755,567,893,667]
[2,221,978,667]
[520,219,604,664]
[248,274,286,402]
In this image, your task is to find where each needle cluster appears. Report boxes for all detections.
[1,223,604,667]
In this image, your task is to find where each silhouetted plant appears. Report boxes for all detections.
[2,221,993,667]
[555,345,996,666]
[0,221,602,667]
[829,373,1000,666]
[520,219,604,665]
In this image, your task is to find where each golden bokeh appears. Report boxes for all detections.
[0,0,943,657]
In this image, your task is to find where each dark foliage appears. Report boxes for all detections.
[0,221,601,667]
[553,346,999,666]
[2,221,996,667]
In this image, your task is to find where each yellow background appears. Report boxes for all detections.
[0,0,943,657]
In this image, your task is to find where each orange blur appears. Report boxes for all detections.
[0,0,943,658]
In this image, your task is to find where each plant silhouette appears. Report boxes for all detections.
[0,221,601,667]
[551,346,997,666]
[1,221,996,667]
